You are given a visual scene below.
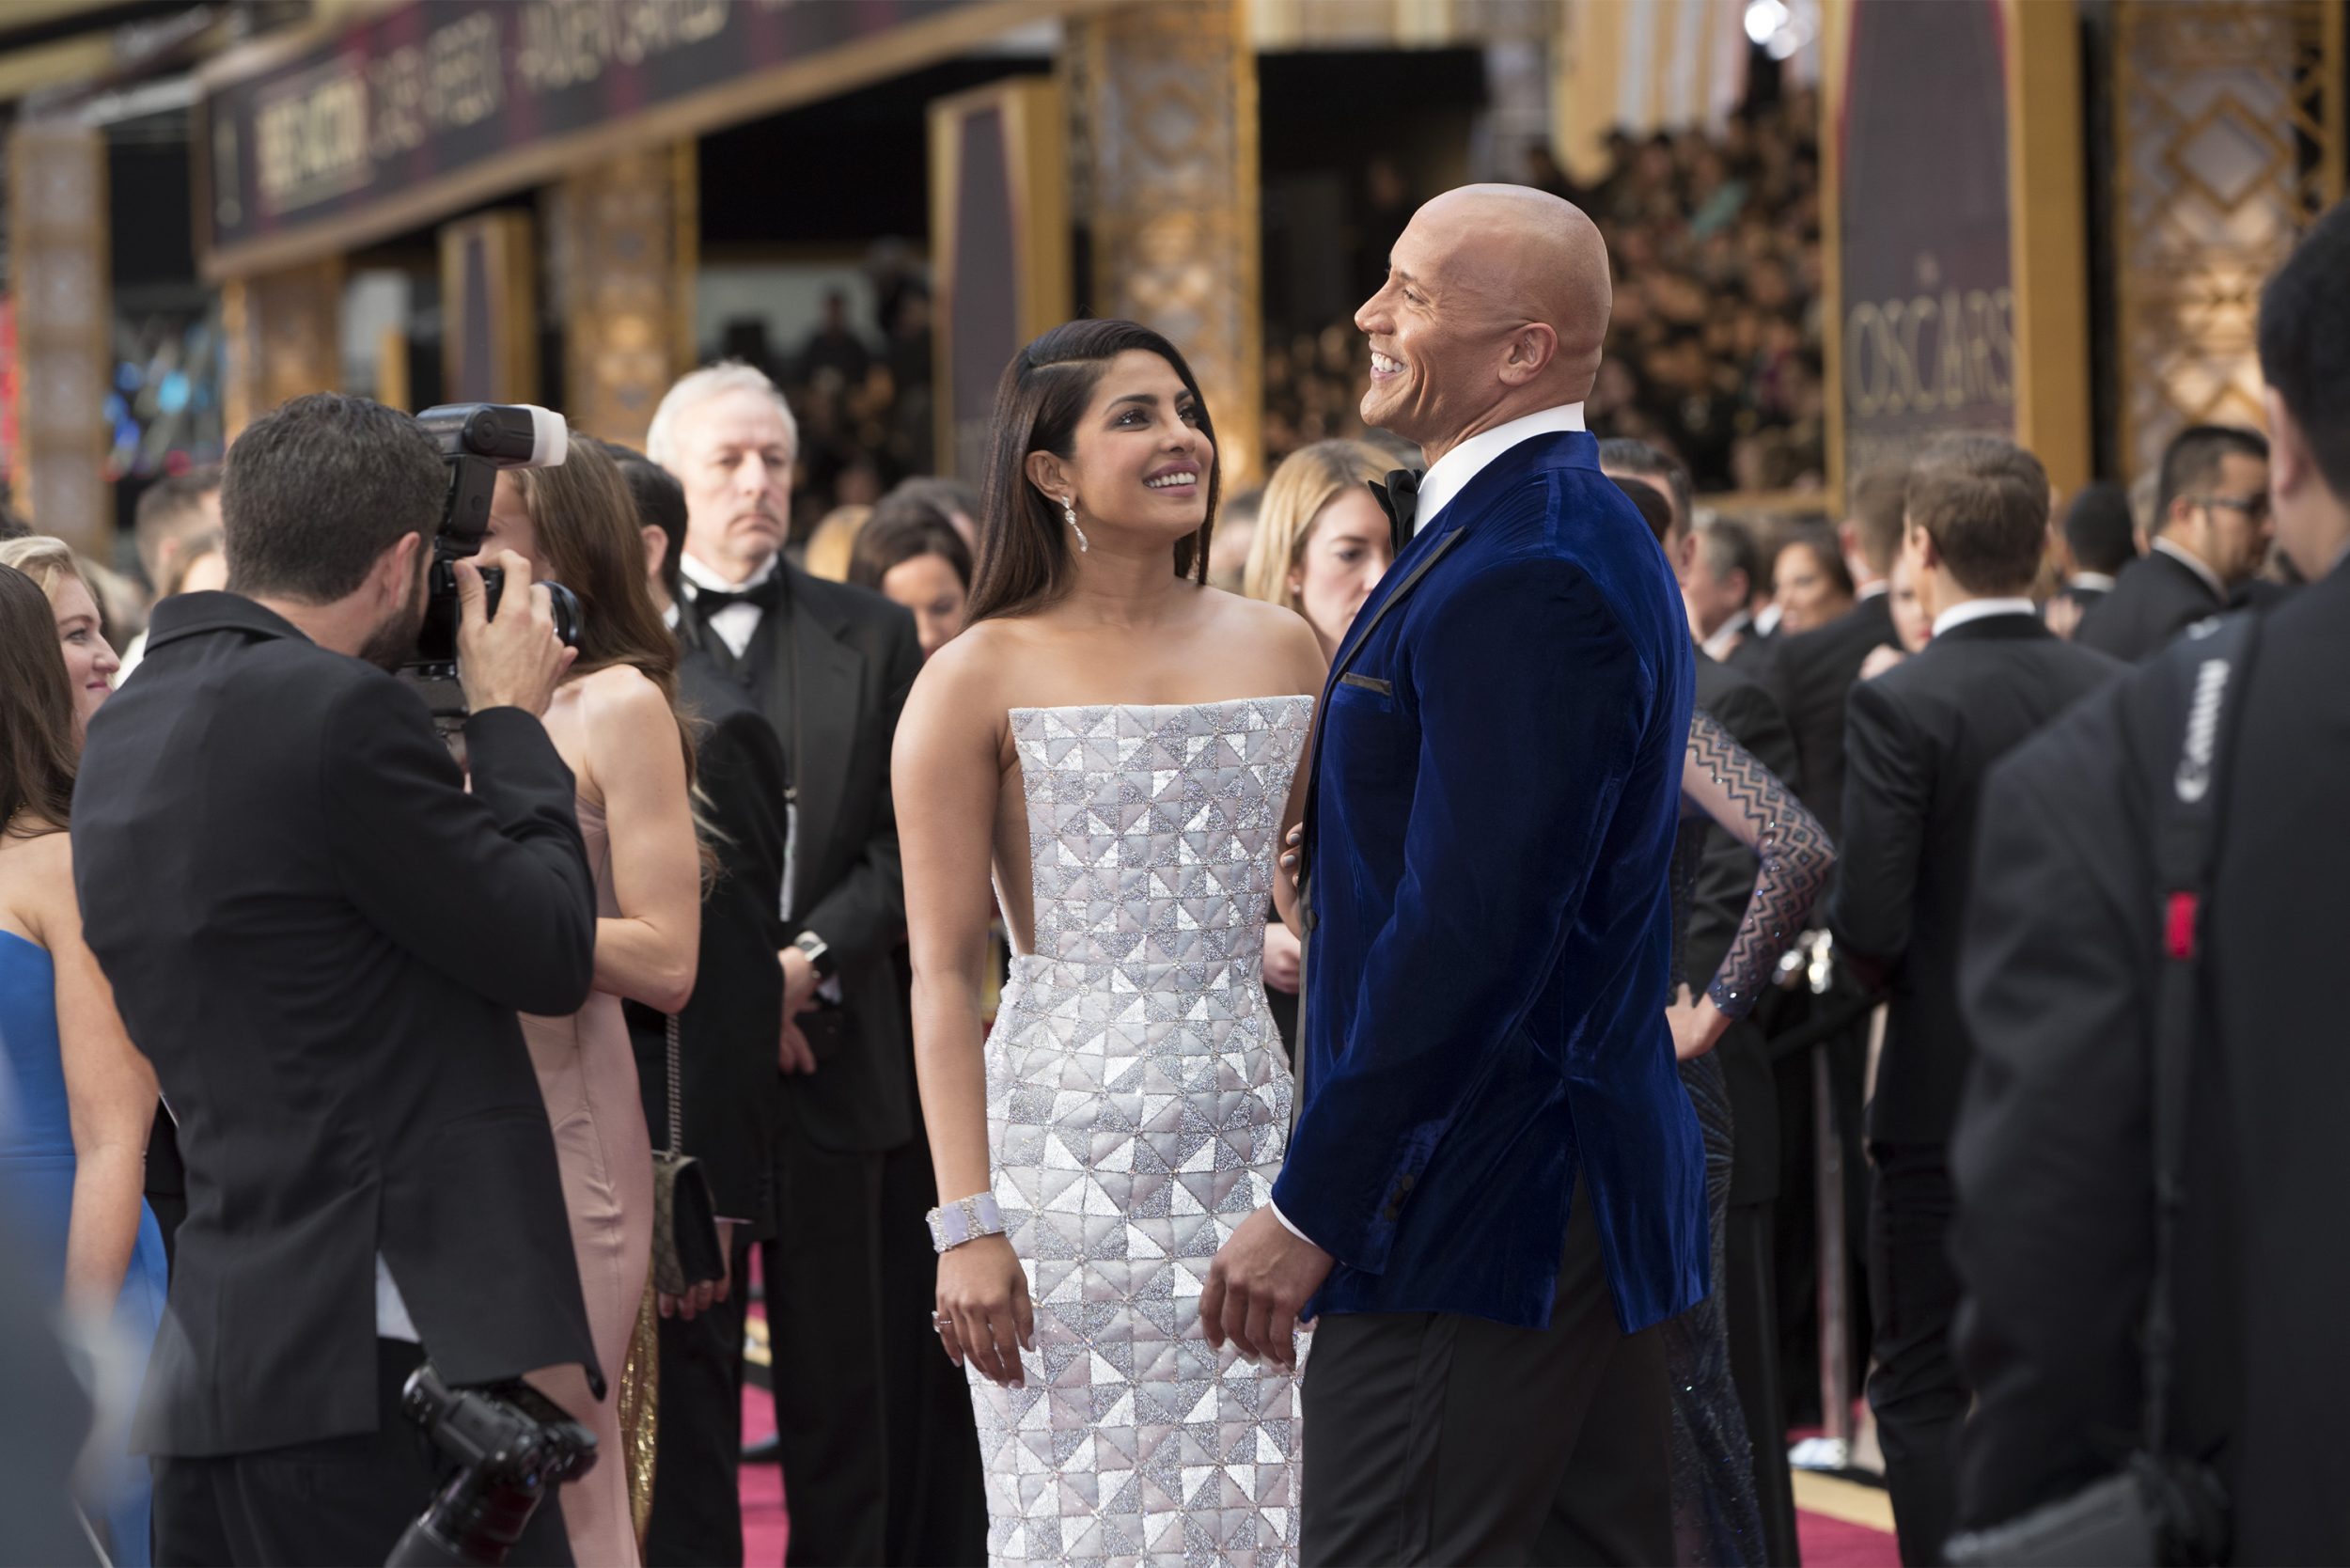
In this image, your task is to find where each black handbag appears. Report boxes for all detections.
[1945,614,2258,1568]
[650,1013,726,1295]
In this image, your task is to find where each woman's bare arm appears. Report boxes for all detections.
[585,670,701,1013]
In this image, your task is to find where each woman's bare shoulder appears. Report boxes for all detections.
[1200,588,1326,692]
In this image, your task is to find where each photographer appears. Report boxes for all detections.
[70,392,603,1565]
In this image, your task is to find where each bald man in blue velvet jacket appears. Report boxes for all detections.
[1202,186,1705,1567]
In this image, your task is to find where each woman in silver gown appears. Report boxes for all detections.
[894,320,1325,1568]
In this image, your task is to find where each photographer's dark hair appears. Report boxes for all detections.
[850,492,974,593]
[967,320,1219,625]
[0,564,77,837]
[1610,476,1675,547]
[2154,424,2269,535]
[1597,436,1693,538]
[223,394,445,603]
[1906,434,2052,596]
[594,440,686,604]
[2062,481,2138,575]
[2257,198,2350,503]
[509,440,696,782]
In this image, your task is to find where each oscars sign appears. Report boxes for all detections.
[1832,0,2018,482]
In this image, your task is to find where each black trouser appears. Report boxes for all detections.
[761,1137,889,1567]
[1867,1142,1965,1567]
[877,1137,988,1567]
[1726,1198,1802,1568]
[154,1339,573,1568]
[645,1229,758,1567]
[1299,1181,1673,1567]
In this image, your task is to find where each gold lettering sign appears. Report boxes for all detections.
[1844,273,2014,420]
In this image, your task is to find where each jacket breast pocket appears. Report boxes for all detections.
[1325,673,1412,784]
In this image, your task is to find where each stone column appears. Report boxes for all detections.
[547,143,697,449]
[221,259,345,441]
[9,121,110,553]
[1067,0,1264,484]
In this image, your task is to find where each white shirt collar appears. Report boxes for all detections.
[1931,596,2038,638]
[2067,571,2116,593]
[1856,578,1888,602]
[1753,602,1782,636]
[1700,608,1752,663]
[2151,536,2226,600]
[1411,404,1585,534]
[679,550,777,596]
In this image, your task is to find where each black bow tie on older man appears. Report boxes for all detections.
[1370,468,1421,557]
[691,573,784,620]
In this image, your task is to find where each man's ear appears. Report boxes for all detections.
[377,530,425,603]
[640,525,668,585]
[2264,386,2311,505]
[1496,321,1559,388]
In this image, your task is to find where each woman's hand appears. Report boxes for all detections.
[1667,984,1733,1060]
[935,1233,1033,1388]
[658,1219,738,1320]
[1859,644,1908,682]
[1262,920,1302,994]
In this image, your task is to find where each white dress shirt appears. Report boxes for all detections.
[679,551,780,659]
[377,1256,419,1341]
[1700,609,1753,664]
[1410,404,1587,534]
[2066,572,2116,595]
[2152,537,2226,601]
[1930,596,2039,639]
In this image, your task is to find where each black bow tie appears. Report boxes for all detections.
[1371,469,1420,556]
[693,574,782,619]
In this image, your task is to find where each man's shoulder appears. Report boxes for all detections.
[791,563,916,641]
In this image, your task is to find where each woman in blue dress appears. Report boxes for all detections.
[0,557,169,1565]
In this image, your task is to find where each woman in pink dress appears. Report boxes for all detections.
[480,440,702,1565]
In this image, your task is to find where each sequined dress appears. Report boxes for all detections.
[975,696,1313,1568]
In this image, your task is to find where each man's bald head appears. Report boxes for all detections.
[1355,183,1614,464]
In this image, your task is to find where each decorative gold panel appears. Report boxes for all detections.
[547,143,696,451]
[222,259,345,440]
[2114,0,2344,482]
[1069,0,1264,484]
[10,120,110,553]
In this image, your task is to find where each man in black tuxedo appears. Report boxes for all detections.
[2076,424,2269,662]
[1950,201,2350,1565]
[70,393,599,1564]
[1601,437,1774,682]
[2044,479,2138,629]
[647,365,980,1566]
[1828,435,2125,1564]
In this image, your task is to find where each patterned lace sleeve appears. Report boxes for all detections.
[1683,709,1836,1019]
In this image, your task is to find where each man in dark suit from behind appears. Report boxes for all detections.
[1952,196,2350,1568]
[1828,435,2125,1564]
[2044,479,2138,631]
[1611,467,1806,1565]
[2076,424,2270,662]
[646,365,982,1566]
[71,393,601,1564]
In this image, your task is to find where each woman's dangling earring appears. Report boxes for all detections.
[1063,495,1089,554]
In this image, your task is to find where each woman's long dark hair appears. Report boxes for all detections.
[511,438,697,785]
[0,564,78,837]
[966,320,1220,625]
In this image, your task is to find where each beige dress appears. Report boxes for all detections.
[524,794,655,1566]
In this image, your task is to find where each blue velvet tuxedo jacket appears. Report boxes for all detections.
[1272,430,1708,1334]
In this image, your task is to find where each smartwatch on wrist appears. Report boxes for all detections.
[791,930,837,981]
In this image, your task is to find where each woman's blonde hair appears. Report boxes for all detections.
[0,535,100,611]
[1240,439,1389,612]
[803,505,871,583]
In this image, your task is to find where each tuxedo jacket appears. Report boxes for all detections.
[625,653,791,1237]
[70,593,601,1456]
[1828,614,2123,1145]
[1279,431,1706,1334]
[2075,547,2224,663]
[688,564,925,1154]
[1686,651,1799,1204]
[1764,591,1896,845]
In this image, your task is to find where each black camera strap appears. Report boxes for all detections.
[2141,609,2261,1458]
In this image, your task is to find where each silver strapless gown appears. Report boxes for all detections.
[973,697,1313,1568]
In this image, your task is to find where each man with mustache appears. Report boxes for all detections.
[645,365,979,1565]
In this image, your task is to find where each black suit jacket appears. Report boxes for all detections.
[1829,614,2123,1145]
[1684,651,1799,1203]
[1721,626,1779,687]
[1763,592,1896,843]
[626,650,791,1237]
[688,564,925,1153]
[70,593,602,1457]
[2075,547,2224,663]
[1951,567,2349,1559]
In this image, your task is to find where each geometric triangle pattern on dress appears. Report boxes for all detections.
[973,696,1314,1568]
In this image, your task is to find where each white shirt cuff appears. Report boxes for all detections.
[1269,1201,1315,1247]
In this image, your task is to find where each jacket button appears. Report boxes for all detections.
[1382,1203,1402,1222]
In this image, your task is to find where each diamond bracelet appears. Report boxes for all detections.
[926,1192,1006,1254]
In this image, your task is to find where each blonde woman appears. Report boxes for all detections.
[1241,438,1394,659]
[0,537,123,737]
[801,503,872,581]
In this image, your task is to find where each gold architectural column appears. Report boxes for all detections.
[547,144,697,450]
[1067,0,1264,484]
[2112,0,2345,481]
[221,259,344,440]
[2004,0,2092,499]
[10,121,110,553]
